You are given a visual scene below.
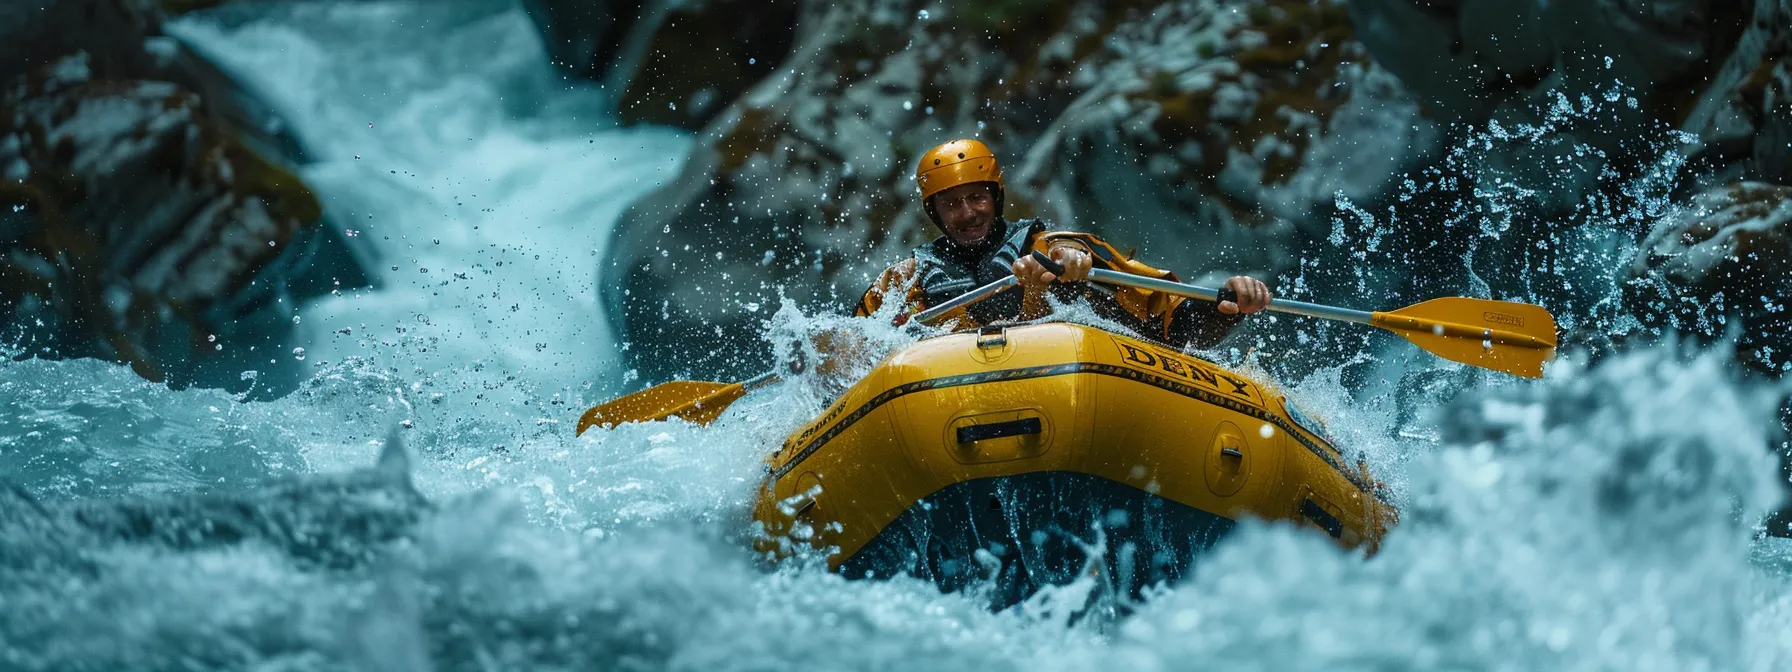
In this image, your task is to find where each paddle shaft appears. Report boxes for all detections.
[739,370,781,392]
[1086,268,1550,350]
[1086,268,1373,324]
[912,276,1020,324]
[916,249,1383,327]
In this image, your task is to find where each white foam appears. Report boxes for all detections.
[169,0,688,402]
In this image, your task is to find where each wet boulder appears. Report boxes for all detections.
[1679,17,1792,188]
[521,0,802,129]
[0,0,371,396]
[1624,181,1792,376]
[0,0,163,79]
[1345,0,1723,123]
[1013,0,1436,285]
[1346,0,1786,206]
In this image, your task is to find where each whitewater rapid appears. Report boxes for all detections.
[3,1,1792,670]
[170,0,688,406]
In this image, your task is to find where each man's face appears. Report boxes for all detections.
[931,182,997,246]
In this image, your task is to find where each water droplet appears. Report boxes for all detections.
[291,315,301,325]
[391,265,400,271]
[419,267,429,273]
[917,9,930,19]
[292,347,306,361]
[903,101,913,111]
[432,238,441,245]
[207,334,217,343]
[354,154,361,159]
[214,343,222,351]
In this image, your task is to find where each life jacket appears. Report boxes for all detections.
[854,218,1203,337]
[907,218,1045,324]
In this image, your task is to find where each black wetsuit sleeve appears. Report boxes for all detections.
[1165,298,1245,350]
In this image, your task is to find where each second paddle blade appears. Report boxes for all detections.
[575,380,739,435]
[1373,297,1559,379]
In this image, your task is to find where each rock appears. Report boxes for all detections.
[1745,58,1792,185]
[603,0,1436,382]
[1348,0,1742,123]
[1015,0,1436,279]
[520,0,644,81]
[0,0,164,80]
[1624,181,1792,376]
[1346,0,1784,205]
[1676,1,1792,188]
[0,1,370,397]
[521,0,802,129]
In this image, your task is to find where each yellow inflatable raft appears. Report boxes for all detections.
[753,322,1396,603]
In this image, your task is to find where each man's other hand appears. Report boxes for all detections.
[1218,276,1271,314]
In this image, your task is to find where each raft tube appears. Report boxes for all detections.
[753,322,1396,605]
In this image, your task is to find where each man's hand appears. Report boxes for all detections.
[1218,276,1271,314]
[1012,246,1092,288]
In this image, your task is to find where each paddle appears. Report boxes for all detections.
[575,274,1022,435]
[1067,252,1558,378]
[576,251,1558,433]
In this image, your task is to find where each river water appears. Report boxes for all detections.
[3,1,1791,670]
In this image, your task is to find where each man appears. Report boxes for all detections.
[854,138,1271,349]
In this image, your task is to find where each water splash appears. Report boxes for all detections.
[5,1,1792,670]
[1093,346,1791,671]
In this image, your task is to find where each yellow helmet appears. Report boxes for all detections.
[914,139,1004,201]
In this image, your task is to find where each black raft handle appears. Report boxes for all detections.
[956,417,1043,443]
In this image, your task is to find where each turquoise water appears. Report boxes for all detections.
[2,1,1789,670]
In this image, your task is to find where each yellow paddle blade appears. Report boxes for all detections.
[1370,297,1559,378]
[574,380,747,435]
